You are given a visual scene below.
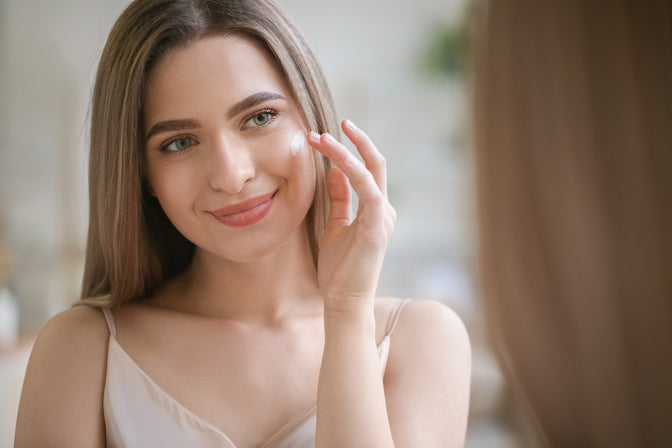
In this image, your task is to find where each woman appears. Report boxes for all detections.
[15,1,471,447]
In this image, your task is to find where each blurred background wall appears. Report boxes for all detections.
[0,0,520,446]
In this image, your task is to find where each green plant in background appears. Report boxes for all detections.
[419,8,472,153]
[422,15,470,79]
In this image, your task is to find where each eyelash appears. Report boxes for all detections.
[242,108,279,130]
[158,135,198,153]
[155,108,280,153]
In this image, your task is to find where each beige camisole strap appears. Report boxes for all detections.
[101,306,117,338]
[100,298,410,448]
[378,298,409,372]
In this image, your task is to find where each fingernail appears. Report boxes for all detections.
[344,119,357,130]
[308,131,320,142]
[324,133,336,144]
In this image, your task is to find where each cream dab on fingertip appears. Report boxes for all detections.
[290,130,306,156]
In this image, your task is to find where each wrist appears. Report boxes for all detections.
[323,293,374,317]
[323,300,376,339]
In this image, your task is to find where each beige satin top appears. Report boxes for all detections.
[101,299,409,448]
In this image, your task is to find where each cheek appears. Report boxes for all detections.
[257,129,314,178]
[259,131,316,209]
[283,135,316,189]
[149,167,205,245]
[289,148,318,210]
[147,163,197,215]
[289,130,307,156]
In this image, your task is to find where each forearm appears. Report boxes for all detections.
[316,305,395,448]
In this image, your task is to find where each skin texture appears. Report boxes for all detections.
[15,35,471,447]
[143,36,317,266]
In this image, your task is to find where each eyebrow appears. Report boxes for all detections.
[145,119,201,141]
[145,91,286,141]
[226,91,285,119]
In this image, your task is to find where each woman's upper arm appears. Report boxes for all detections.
[384,299,472,448]
[15,305,109,447]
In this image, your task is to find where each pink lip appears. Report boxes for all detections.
[209,190,277,227]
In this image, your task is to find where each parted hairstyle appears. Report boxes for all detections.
[80,0,339,308]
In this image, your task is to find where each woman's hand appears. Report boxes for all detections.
[307,120,395,314]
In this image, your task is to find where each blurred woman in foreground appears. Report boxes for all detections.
[473,0,672,446]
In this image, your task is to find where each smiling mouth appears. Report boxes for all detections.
[209,190,277,227]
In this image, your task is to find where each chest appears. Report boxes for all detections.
[114,315,324,447]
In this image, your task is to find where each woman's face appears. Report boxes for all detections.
[143,35,316,263]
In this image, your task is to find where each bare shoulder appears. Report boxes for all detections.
[36,304,109,342]
[397,299,470,347]
[384,299,472,448]
[15,305,109,447]
[27,305,110,363]
[375,297,470,349]
[389,298,471,371]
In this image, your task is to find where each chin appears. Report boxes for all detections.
[203,222,309,265]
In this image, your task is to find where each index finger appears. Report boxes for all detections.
[341,120,388,199]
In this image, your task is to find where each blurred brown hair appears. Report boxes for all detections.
[473,0,672,446]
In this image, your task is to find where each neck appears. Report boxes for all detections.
[152,225,323,324]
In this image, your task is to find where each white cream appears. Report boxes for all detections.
[289,130,306,156]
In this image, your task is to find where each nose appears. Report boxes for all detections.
[206,136,255,194]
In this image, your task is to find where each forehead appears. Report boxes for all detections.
[144,34,289,121]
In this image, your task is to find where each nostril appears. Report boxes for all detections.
[208,153,255,194]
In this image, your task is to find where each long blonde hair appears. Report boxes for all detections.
[80,0,338,308]
[473,0,672,445]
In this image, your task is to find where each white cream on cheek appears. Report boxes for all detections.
[289,130,307,156]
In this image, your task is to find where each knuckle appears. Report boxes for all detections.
[389,205,397,223]
[356,171,375,190]
[344,153,359,168]
[369,193,385,207]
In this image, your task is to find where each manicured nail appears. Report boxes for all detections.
[308,131,320,142]
[324,133,336,144]
[344,119,357,130]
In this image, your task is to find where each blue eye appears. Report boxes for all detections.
[244,110,277,128]
[161,136,196,152]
